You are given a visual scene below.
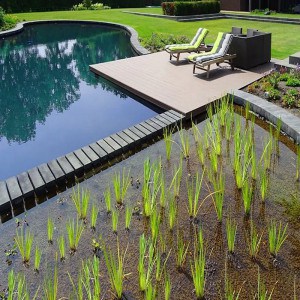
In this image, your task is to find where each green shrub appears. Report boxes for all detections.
[141,33,189,52]
[279,72,290,82]
[72,3,87,10]
[267,71,280,88]
[162,1,220,16]
[72,1,110,10]
[283,89,299,108]
[266,87,281,100]
[286,77,300,87]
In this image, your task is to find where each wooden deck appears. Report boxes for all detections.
[90,51,271,116]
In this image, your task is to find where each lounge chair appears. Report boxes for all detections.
[188,32,236,78]
[165,28,209,62]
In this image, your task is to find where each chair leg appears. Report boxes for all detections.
[193,64,196,74]
[169,53,172,61]
[177,53,180,62]
[206,65,210,79]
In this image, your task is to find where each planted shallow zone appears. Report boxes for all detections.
[0,22,161,180]
[0,100,299,299]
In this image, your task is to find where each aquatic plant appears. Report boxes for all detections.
[242,180,253,216]
[260,139,272,171]
[104,186,112,214]
[268,220,288,257]
[113,168,131,205]
[47,217,54,243]
[168,193,177,231]
[43,266,58,300]
[176,231,189,271]
[57,235,66,261]
[142,158,152,200]
[196,141,205,166]
[251,145,257,180]
[163,127,173,160]
[66,218,85,252]
[34,246,42,272]
[159,171,166,208]
[210,146,219,174]
[125,205,133,230]
[207,102,213,121]
[112,209,119,234]
[169,157,183,198]
[14,227,34,264]
[225,264,242,300]
[187,171,204,219]
[248,221,263,260]
[192,120,202,144]
[178,126,190,159]
[210,116,222,156]
[256,268,276,300]
[145,283,156,300]
[90,203,99,230]
[191,246,206,299]
[260,167,269,202]
[150,205,161,240]
[103,241,127,299]
[244,101,251,120]
[225,110,233,141]
[226,217,237,254]
[7,269,15,300]
[212,171,225,222]
[72,186,90,220]
[164,272,172,300]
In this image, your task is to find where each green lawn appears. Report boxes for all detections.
[15,9,300,59]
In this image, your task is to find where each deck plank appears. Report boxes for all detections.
[17,172,34,197]
[0,181,11,211]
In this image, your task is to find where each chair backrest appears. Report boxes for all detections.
[190,28,209,47]
[210,32,234,56]
[231,27,242,35]
[247,28,258,37]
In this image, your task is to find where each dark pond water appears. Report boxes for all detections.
[0,23,162,180]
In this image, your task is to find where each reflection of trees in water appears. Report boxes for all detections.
[0,24,135,143]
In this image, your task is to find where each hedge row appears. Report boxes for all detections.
[162,1,220,16]
[0,0,147,12]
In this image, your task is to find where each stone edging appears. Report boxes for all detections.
[0,110,184,222]
[0,20,150,55]
[231,90,300,144]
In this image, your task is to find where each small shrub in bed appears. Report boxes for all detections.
[279,72,291,82]
[266,87,281,101]
[286,77,300,87]
[283,89,299,108]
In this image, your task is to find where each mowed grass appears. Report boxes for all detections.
[15,8,300,59]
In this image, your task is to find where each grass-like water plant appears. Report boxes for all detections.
[191,247,206,299]
[168,193,177,231]
[57,235,65,261]
[210,146,219,174]
[245,101,251,120]
[176,231,189,271]
[248,221,263,260]
[90,203,99,230]
[150,205,161,241]
[260,167,269,202]
[14,227,34,264]
[187,171,203,219]
[43,266,58,300]
[212,171,225,222]
[192,120,202,144]
[226,217,237,254]
[47,217,54,243]
[163,127,173,161]
[196,141,205,166]
[66,218,84,252]
[34,246,42,272]
[159,171,166,208]
[225,263,242,300]
[103,241,127,299]
[225,110,233,141]
[251,145,257,180]
[268,220,288,257]
[72,185,90,220]
[256,268,276,300]
[113,168,131,205]
[112,209,119,234]
[7,269,15,300]
[145,282,156,300]
[125,205,133,231]
[164,272,172,300]
[169,157,183,198]
[178,126,190,159]
[104,186,112,214]
[242,180,253,216]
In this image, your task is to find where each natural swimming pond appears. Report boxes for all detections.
[0,23,162,180]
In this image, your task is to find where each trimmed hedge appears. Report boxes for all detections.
[162,1,220,16]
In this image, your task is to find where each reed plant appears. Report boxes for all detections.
[145,283,156,300]
[163,127,173,160]
[113,168,131,205]
[192,120,202,144]
[178,127,190,159]
[17,273,38,300]
[43,266,58,300]
[226,217,237,254]
[256,268,276,300]
[142,159,152,199]
[104,186,112,214]
[211,116,222,156]
[242,180,253,216]
[235,156,251,190]
[143,187,156,217]
[57,235,66,261]
[251,146,257,180]
[268,220,288,257]
[66,218,84,252]
[150,205,161,241]
[159,171,166,208]
[191,247,206,299]
[164,272,172,300]
[155,249,170,282]
[248,221,263,260]
[168,193,177,231]
[176,231,189,271]
[34,246,42,272]
[212,171,225,222]
[14,227,34,264]
[196,142,205,166]
[72,186,90,220]
[169,157,183,198]
[210,147,219,174]
[125,205,133,231]
[47,217,54,243]
[225,265,242,300]
[7,269,15,300]
[103,241,127,299]
[207,103,213,121]
[245,101,251,120]
[90,203,99,230]
[260,167,269,202]
[112,209,119,234]
[187,172,203,219]
[260,139,272,171]
[225,111,233,141]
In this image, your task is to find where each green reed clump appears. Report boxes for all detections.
[212,171,225,222]
[72,186,90,220]
[163,127,173,160]
[113,168,131,205]
[260,138,273,171]
[187,171,203,220]
[210,116,222,156]
[225,263,242,300]
[242,180,253,216]
[196,141,205,166]
[248,221,263,260]
[47,217,54,243]
[192,120,202,144]
[160,171,166,208]
[245,101,251,120]
[251,145,257,180]
[164,272,172,300]
[90,203,99,230]
[66,218,84,252]
[268,220,288,257]
[256,268,276,300]
[104,186,112,214]
[170,157,183,198]
[226,217,237,254]
[34,246,42,272]
[125,205,133,231]
[210,146,219,174]
[43,266,58,300]
[57,235,66,261]
[176,231,189,271]
[168,193,177,231]
[145,283,156,300]
[260,167,269,202]
[191,246,206,299]
[103,241,127,299]
[178,126,190,159]
[150,205,161,240]
[14,227,34,264]
[225,110,233,141]
[112,209,119,234]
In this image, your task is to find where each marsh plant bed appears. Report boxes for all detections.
[0,99,300,299]
[245,68,300,118]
